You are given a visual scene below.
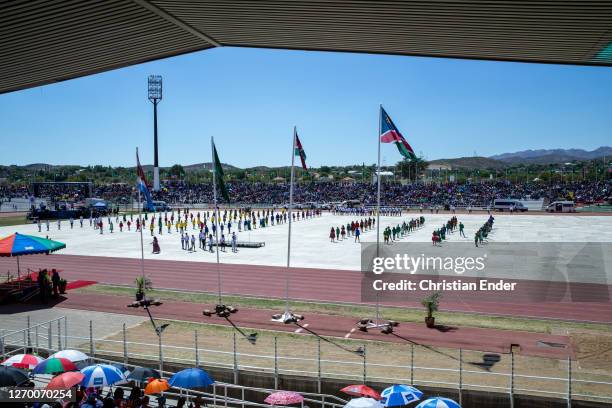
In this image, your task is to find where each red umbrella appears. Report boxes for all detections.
[46,372,85,389]
[264,391,304,405]
[1,354,43,369]
[340,385,381,400]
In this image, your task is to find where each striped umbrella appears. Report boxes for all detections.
[415,398,461,408]
[80,364,126,387]
[1,354,43,369]
[32,358,77,375]
[264,391,304,405]
[381,385,423,407]
[0,233,66,256]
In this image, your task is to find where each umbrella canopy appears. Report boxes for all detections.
[46,372,85,390]
[415,398,461,408]
[0,233,65,256]
[381,385,423,407]
[111,363,130,377]
[341,385,381,400]
[264,391,304,405]
[50,349,89,362]
[0,366,29,386]
[1,354,43,369]
[168,368,213,389]
[344,398,384,408]
[128,366,160,382]
[80,364,126,388]
[145,378,170,395]
[33,358,77,375]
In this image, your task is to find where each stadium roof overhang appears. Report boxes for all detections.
[2,0,611,95]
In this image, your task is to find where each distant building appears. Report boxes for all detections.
[426,163,452,171]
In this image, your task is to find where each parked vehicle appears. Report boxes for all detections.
[546,201,576,213]
[493,199,528,212]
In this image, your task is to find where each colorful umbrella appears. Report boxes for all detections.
[1,354,43,369]
[381,385,423,407]
[46,372,85,390]
[264,391,304,405]
[50,349,89,362]
[0,233,66,256]
[415,398,461,408]
[145,378,170,395]
[80,364,126,388]
[128,366,160,382]
[341,385,381,400]
[0,366,29,386]
[32,358,77,375]
[344,397,384,408]
[168,368,213,389]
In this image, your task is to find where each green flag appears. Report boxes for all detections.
[212,141,230,202]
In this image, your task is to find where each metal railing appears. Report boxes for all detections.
[2,316,612,407]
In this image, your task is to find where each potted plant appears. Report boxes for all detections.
[58,278,68,294]
[135,276,152,301]
[421,291,441,328]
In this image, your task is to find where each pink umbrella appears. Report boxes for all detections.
[265,391,304,406]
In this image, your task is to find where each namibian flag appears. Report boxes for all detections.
[136,148,155,211]
[380,106,417,160]
[294,130,307,170]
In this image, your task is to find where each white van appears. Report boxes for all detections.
[493,199,528,212]
[546,201,576,213]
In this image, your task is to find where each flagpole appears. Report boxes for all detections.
[211,137,222,305]
[285,126,297,315]
[376,105,382,258]
[375,106,382,325]
[137,148,145,280]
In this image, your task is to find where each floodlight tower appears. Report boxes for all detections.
[148,75,162,191]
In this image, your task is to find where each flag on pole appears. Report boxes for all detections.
[136,148,155,211]
[212,141,230,202]
[294,132,308,170]
[380,106,417,160]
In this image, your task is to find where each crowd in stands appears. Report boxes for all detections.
[1,180,610,208]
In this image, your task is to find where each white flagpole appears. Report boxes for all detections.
[211,137,222,305]
[376,105,382,258]
[285,127,297,314]
[375,106,382,325]
[137,148,145,280]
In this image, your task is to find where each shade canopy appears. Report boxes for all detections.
[0,233,65,257]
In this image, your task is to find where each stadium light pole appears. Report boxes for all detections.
[148,75,162,191]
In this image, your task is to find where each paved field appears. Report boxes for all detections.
[1,212,611,271]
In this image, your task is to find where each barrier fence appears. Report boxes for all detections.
[1,316,612,407]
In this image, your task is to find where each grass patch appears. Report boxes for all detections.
[0,215,29,227]
[76,284,612,335]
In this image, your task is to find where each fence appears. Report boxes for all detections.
[1,316,612,407]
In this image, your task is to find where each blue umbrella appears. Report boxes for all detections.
[381,385,423,407]
[415,398,460,408]
[80,364,126,387]
[168,368,213,389]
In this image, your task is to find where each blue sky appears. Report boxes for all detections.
[0,47,610,168]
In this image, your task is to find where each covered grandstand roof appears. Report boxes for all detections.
[2,0,611,94]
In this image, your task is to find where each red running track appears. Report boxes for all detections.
[2,254,611,323]
[16,291,572,359]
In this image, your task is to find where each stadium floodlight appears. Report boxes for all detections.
[128,295,168,336]
[203,305,258,345]
[147,75,162,101]
[357,318,399,334]
[147,75,162,192]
